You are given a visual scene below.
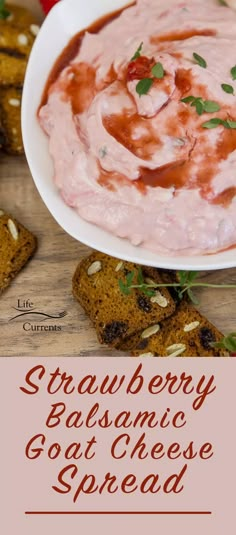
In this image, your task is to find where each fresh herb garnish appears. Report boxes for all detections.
[118,271,135,296]
[203,100,221,112]
[181,96,220,116]
[218,0,227,5]
[231,65,236,80]
[193,52,207,69]
[136,77,154,97]
[135,62,165,96]
[202,117,236,129]
[202,118,224,128]
[181,96,196,104]
[119,269,236,306]
[0,0,10,19]
[177,271,200,304]
[118,279,131,296]
[151,62,164,79]
[225,119,236,128]
[131,42,143,61]
[119,267,156,297]
[221,83,234,94]
[212,333,236,353]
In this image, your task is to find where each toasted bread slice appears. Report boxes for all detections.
[0,117,5,147]
[119,300,228,357]
[0,209,37,294]
[0,50,27,87]
[4,4,39,29]
[72,252,176,347]
[145,266,190,304]
[0,86,23,154]
[0,24,35,86]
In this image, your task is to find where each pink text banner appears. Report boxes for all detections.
[1,357,235,535]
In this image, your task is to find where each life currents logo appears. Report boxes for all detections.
[9,299,67,332]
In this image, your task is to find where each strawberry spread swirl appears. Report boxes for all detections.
[39,0,236,255]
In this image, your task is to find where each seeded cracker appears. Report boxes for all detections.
[122,301,228,357]
[0,3,39,154]
[0,86,22,153]
[72,252,176,347]
[0,24,35,86]
[3,5,38,28]
[0,117,5,147]
[0,210,37,293]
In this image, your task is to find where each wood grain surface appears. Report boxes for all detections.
[7,0,44,20]
[0,154,235,357]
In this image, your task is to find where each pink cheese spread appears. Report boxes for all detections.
[39,0,236,255]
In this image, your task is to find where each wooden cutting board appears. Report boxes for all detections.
[0,153,236,356]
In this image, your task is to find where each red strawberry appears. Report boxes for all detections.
[39,0,60,15]
[127,57,152,81]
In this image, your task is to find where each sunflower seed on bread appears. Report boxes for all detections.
[0,86,23,154]
[3,4,38,29]
[0,210,37,294]
[0,4,39,154]
[120,301,228,357]
[72,252,176,347]
[0,24,35,86]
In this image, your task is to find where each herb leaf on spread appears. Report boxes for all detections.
[181,96,221,116]
[202,118,224,128]
[136,77,154,97]
[225,119,236,128]
[0,0,10,19]
[221,83,234,94]
[218,0,228,5]
[212,333,236,353]
[193,52,207,69]
[181,96,195,104]
[131,42,144,61]
[151,62,164,79]
[118,269,236,305]
[135,62,165,96]
[231,65,236,80]
[204,100,221,112]
[202,117,236,129]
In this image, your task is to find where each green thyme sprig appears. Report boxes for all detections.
[151,62,164,79]
[136,78,154,97]
[119,269,236,306]
[136,62,165,97]
[180,98,236,129]
[212,333,236,353]
[0,0,10,19]
[119,268,156,297]
[131,42,143,61]
[181,95,221,116]
[202,117,236,129]
[177,271,200,304]
[221,83,234,95]
[193,52,207,69]
[231,65,236,80]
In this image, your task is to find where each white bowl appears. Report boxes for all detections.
[22,0,236,270]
